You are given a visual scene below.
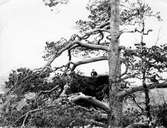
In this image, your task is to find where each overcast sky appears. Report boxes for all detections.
[0,0,167,80]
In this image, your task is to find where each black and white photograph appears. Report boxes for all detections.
[0,0,167,127]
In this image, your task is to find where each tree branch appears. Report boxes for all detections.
[120,28,153,36]
[129,94,144,112]
[76,41,109,51]
[38,85,60,96]
[144,29,153,35]
[44,41,108,68]
[99,22,110,29]
[118,81,167,97]
[14,107,46,126]
[69,92,110,112]
[85,119,105,127]
[52,56,107,72]
[71,56,108,71]
[119,73,139,81]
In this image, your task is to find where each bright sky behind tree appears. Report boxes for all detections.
[0,0,167,83]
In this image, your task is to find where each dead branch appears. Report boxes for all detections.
[69,92,110,112]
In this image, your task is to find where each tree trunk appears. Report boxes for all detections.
[108,0,122,127]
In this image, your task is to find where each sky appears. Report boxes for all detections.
[0,0,167,85]
[0,0,89,76]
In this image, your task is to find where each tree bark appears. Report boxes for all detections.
[108,0,122,127]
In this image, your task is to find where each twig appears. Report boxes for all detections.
[38,85,60,96]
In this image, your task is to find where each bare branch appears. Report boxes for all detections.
[43,42,74,69]
[85,119,105,127]
[118,81,167,97]
[96,31,105,44]
[85,28,110,35]
[69,92,110,112]
[129,94,144,112]
[76,41,109,51]
[44,41,108,68]
[120,28,153,35]
[52,56,107,72]
[99,22,110,29]
[143,29,153,35]
[68,49,72,61]
[21,112,29,128]
[71,56,108,71]
[118,73,139,82]
[38,85,60,96]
